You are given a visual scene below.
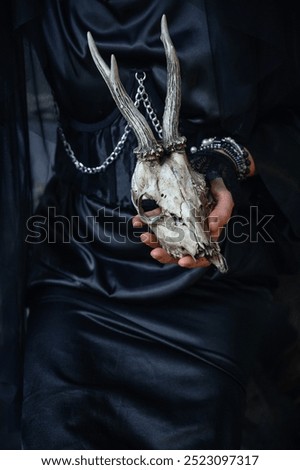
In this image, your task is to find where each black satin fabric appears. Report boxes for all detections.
[19,0,300,450]
[22,281,274,450]
[41,0,220,124]
[28,0,291,299]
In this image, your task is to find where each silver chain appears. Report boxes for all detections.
[57,72,163,174]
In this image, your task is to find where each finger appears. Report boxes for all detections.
[178,255,211,269]
[144,208,161,217]
[140,232,160,249]
[150,247,178,264]
[208,177,234,240]
[132,215,145,228]
[132,208,162,228]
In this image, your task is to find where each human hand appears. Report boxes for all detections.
[132,177,235,269]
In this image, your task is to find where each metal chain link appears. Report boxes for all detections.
[58,72,162,174]
[136,73,163,140]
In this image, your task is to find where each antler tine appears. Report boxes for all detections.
[87,32,163,160]
[160,15,186,152]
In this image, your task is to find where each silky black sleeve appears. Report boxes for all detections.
[205,0,300,243]
[247,104,300,239]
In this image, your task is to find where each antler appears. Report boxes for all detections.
[87,32,163,160]
[160,15,186,152]
[87,15,186,157]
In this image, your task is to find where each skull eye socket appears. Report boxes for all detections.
[141,199,159,212]
[138,196,162,224]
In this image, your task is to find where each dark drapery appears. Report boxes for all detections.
[1,0,300,449]
[0,0,35,449]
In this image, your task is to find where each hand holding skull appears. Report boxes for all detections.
[133,177,233,269]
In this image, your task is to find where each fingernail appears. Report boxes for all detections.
[150,249,161,259]
[178,259,189,267]
[133,221,143,228]
[140,233,147,242]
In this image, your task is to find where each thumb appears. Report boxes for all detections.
[208,177,234,241]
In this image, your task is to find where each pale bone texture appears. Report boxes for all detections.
[87,15,227,273]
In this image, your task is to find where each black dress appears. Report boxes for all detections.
[18,0,300,449]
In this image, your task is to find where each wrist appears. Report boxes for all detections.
[214,148,255,177]
[190,136,252,181]
[246,152,255,176]
[201,137,251,180]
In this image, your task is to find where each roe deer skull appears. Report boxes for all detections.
[87,15,227,273]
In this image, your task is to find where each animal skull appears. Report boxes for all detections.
[87,15,227,273]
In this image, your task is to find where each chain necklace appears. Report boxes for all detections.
[58,72,162,174]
